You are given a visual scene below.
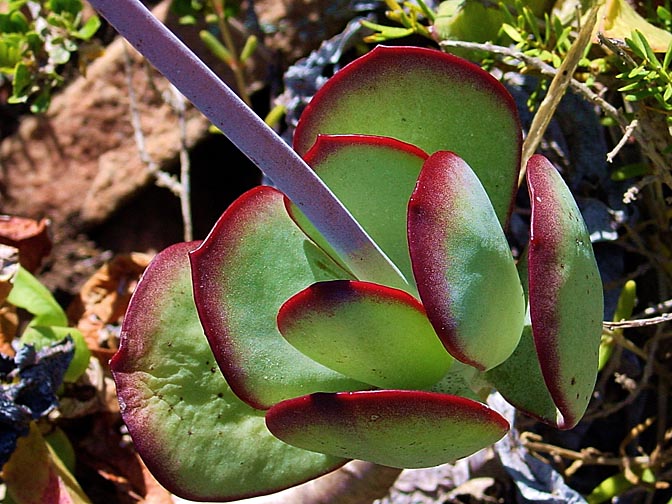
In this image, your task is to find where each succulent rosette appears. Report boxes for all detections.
[111,46,603,501]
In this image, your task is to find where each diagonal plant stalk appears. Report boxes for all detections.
[87,0,407,289]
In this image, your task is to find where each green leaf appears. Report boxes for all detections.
[266,390,509,468]
[48,0,83,17]
[112,241,346,500]
[7,266,68,327]
[360,20,415,42]
[526,155,603,429]
[407,151,525,371]
[501,23,524,43]
[293,46,522,227]
[278,280,452,389]
[190,187,365,409]
[290,135,427,289]
[74,15,101,40]
[199,29,232,64]
[10,62,32,102]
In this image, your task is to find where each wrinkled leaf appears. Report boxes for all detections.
[266,390,509,468]
[278,280,451,389]
[408,151,525,370]
[111,241,346,501]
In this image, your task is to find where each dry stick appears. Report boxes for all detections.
[122,43,182,196]
[518,4,599,183]
[89,0,404,290]
[168,85,194,242]
[607,118,639,163]
[604,312,672,330]
[438,38,626,127]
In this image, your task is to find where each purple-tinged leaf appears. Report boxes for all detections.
[287,134,428,289]
[527,155,603,429]
[408,151,525,370]
[190,187,367,410]
[111,242,345,501]
[293,45,521,226]
[277,280,451,389]
[266,390,509,468]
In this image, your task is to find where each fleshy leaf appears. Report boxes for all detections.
[277,280,452,390]
[190,186,366,410]
[485,253,559,425]
[293,45,521,226]
[111,242,346,501]
[266,390,509,468]
[288,134,428,290]
[527,154,603,429]
[408,151,525,370]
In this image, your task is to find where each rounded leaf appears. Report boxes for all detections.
[190,187,366,409]
[278,280,452,389]
[408,151,525,370]
[266,390,509,468]
[527,155,603,429]
[111,242,345,501]
[294,45,521,226]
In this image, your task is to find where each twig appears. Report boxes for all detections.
[167,85,194,242]
[122,43,182,196]
[519,4,599,180]
[521,431,650,467]
[607,118,638,163]
[603,312,672,330]
[438,39,628,129]
[584,330,660,421]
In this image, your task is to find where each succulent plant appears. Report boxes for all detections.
[110,45,603,501]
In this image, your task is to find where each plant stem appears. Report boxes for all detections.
[88,0,405,289]
[210,0,252,107]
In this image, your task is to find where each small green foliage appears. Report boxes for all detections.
[361,0,433,43]
[618,30,672,123]
[7,266,91,381]
[0,0,101,113]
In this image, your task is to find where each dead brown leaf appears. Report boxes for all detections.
[67,253,151,368]
[0,216,52,273]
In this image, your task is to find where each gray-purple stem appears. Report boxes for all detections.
[87,0,406,288]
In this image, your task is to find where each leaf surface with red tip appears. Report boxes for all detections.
[278,280,451,389]
[408,151,525,370]
[526,155,603,429]
[294,45,521,225]
[266,390,509,468]
[111,242,345,501]
[190,187,367,410]
[287,134,428,289]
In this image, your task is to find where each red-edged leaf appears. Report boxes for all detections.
[190,186,366,410]
[277,280,451,389]
[287,134,428,289]
[408,151,525,370]
[527,155,603,429]
[112,241,346,500]
[293,45,521,226]
[266,390,509,468]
